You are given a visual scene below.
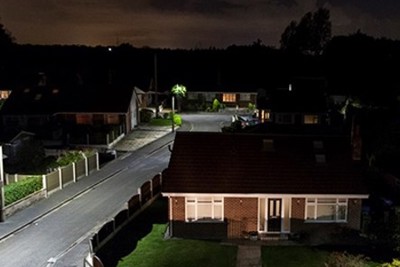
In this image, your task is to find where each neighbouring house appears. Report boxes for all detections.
[257,77,330,126]
[186,90,258,110]
[0,84,141,149]
[162,132,369,242]
[1,130,47,174]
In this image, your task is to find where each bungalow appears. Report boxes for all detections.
[162,132,369,241]
[186,90,258,110]
[0,85,141,148]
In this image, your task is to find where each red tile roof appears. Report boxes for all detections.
[162,132,368,195]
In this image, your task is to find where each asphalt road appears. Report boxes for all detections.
[0,113,232,267]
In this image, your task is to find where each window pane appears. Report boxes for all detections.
[187,205,195,221]
[197,197,212,203]
[304,115,319,124]
[306,206,315,220]
[338,206,346,220]
[198,204,212,219]
[214,205,222,219]
[316,205,335,220]
[223,94,236,102]
[317,198,336,204]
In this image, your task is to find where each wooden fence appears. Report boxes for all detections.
[3,153,99,218]
[84,172,163,267]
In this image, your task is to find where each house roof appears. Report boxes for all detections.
[0,85,138,115]
[162,132,368,195]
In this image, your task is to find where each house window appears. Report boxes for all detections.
[93,114,104,124]
[275,113,294,124]
[240,93,251,101]
[222,94,236,102]
[205,93,214,102]
[76,114,92,125]
[306,198,347,222]
[186,196,223,222]
[106,114,120,124]
[187,92,197,100]
[260,110,270,122]
[304,115,319,124]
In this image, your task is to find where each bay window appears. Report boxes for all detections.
[306,198,347,222]
[186,196,223,222]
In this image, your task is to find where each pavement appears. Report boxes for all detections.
[0,121,263,267]
[236,244,262,267]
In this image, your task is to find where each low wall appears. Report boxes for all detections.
[4,189,46,218]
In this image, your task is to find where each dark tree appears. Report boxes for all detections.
[280,8,331,55]
[0,22,15,47]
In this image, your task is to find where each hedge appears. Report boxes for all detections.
[4,176,43,206]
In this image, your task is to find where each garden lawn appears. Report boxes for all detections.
[262,246,381,267]
[117,224,237,267]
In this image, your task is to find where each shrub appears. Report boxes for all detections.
[4,176,43,206]
[324,251,370,267]
[55,151,85,167]
[248,102,256,111]
[173,114,182,126]
[381,259,400,267]
[140,109,154,122]
[212,98,221,111]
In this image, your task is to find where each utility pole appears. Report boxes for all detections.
[0,146,4,222]
[154,53,159,118]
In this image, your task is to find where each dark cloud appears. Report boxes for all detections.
[318,0,400,19]
[268,0,298,8]
[1,0,400,48]
[149,0,243,15]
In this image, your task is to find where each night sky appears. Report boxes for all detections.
[0,0,399,49]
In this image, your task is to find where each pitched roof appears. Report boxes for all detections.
[0,85,136,115]
[162,132,368,195]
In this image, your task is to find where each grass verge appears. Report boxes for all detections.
[262,246,381,267]
[117,224,237,267]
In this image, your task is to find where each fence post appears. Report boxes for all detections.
[150,179,153,198]
[81,152,89,176]
[42,174,48,198]
[137,188,141,204]
[58,167,63,189]
[96,152,100,171]
[72,162,77,183]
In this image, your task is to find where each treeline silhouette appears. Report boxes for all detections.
[0,32,399,108]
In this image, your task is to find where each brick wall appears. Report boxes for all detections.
[347,198,362,230]
[224,197,258,238]
[171,197,185,221]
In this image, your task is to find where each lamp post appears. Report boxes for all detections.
[170,84,186,132]
[171,95,175,132]
[0,146,4,222]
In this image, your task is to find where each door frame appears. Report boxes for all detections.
[267,198,282,232]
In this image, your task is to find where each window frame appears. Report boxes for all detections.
[303,114,319,124]
[305,198,348,223]
[222,93,236,103]
[185,196,224,222]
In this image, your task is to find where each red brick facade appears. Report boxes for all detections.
[168,196,364,240]
[224,197,258,238]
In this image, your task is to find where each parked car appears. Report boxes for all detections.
[232,114,260,128]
